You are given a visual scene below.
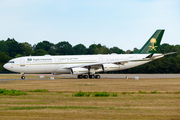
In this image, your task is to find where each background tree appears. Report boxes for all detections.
[34,41,57,55]
[5,38,20,57]
[110,47,125,54]
[158,43,176,53]
[87,44,111,54]
[96,44,111,54]
[125,50,133,54]
[87,44,97,54]
[48,45,57,55]
[0,40,8,54]
[35,49,48,56]
[34,41,52,51]
[0,52,11,63]
[19,42,33,56]
[56,41,74,55]
[132,48,139,53]
[0,52,11,72]
[73,44,87,55]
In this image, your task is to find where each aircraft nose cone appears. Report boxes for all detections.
[3,63,8,70]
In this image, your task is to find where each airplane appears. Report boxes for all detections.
[3,29,176,79]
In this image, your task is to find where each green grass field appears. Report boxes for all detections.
[0,74,180,120]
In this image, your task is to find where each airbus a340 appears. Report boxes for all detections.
[3,30,175,79]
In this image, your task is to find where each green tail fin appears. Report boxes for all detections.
[136,30,165,54]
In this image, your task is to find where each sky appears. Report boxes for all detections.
[0,0,180,50]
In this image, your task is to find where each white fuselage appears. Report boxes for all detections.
[3,54,162,74]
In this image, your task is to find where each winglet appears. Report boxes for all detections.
[136,30,165,54]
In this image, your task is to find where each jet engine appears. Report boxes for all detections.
[102,64,120,72]
[70,68,88,75]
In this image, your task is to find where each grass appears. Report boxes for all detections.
[0,88,27,95]
[122,92,127,94]
[0,76,180,119]
[93,92,110,97]
[174,91,180,94]
[151,90,161,94]
[138,90,147,94]
[28,89,48,92]
[72,91,118,97]
[122,91,163,94]
[128,92,136,94]
[111,92,118,97]
[72,91,92,97]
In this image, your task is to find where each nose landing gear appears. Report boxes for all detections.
[21,76,25,80]
[21,73,25,80]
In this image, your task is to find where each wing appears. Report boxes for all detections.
[64,58,145,69]
[64,52,177,69]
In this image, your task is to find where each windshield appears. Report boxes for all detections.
[8,61,14,63]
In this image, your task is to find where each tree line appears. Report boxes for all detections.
[0,38,180,73]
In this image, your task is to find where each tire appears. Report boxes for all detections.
[83,75,88,79]
[21,76,25,80]
[77,75,83,79]
[89,75,94,79]
[95,75,100,79]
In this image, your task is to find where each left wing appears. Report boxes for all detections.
[64,58,146,69]
[64,52,177,69]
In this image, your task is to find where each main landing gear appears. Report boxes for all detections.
[77,74,100,79]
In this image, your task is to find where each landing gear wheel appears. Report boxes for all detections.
[83,75,88,79]
[21,76,25,80]
[95,75,100,79]
[77,75,83,79]
[89,75,94,79]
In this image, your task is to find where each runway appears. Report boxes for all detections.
[1,74,180,81]
[59,74,180,79]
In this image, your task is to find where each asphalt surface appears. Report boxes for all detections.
[60,74,180,78]
[1,74,180,81]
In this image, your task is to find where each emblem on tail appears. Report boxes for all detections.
[149,38,158,51]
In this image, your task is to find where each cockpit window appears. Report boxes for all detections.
[8,61,14,63]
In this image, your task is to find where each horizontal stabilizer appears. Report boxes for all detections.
[150,52,177,60]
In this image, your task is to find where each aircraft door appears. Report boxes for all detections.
[20,59,25,67]
[20,59,25,64]
[99,57,103,62]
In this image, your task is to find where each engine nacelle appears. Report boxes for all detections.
[102,64,120,72]
[71,68,88,75]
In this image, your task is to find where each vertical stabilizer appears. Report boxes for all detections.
[137,30,165,54]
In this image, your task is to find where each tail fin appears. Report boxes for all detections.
[136,30,165,54]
